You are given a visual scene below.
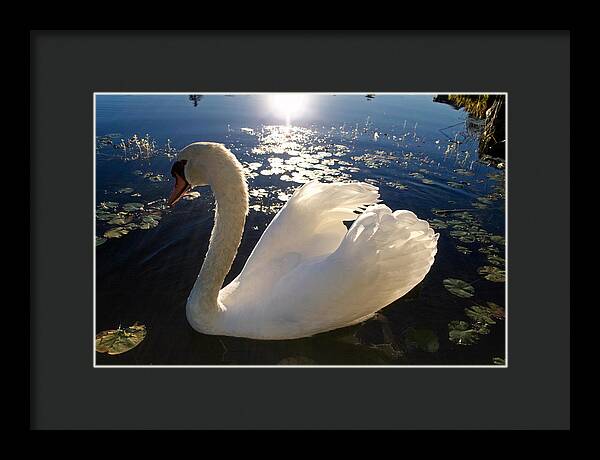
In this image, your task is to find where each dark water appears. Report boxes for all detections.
[95,94,506,366]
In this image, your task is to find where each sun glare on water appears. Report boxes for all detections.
[267,94,310,126]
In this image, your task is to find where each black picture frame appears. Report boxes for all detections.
[30,30,570,429]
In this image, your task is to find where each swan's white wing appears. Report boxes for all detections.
[222,181,379,297]
[217,181,438,340]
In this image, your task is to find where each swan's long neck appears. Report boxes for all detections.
[187,149,248,318]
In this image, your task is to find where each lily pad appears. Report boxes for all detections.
[104,226,129,239]
[443,278,475,298]
[448,321,480,346]
[421,178,434,185]
[478,266,506,282]
[96,211,116,221]
[123,202,144,212]
[96,236,107,246]
[487,254,505,266]
[100,201,119,209]
[405,328,439,353]
[139,216,159,229]
[465,305,497,326]
[107,214,132,225]
[117,187,134,194]
[493,357,506,365]
[429,219,448,230]
[486,302,505,319]
[96,323,147,355]
[455,245,472,255]
[490,235,505,245]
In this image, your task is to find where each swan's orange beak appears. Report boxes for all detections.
[167,173,191,207]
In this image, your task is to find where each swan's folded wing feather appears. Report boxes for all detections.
[258,204,439,338]
[222,181,379,305]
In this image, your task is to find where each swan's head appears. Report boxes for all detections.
[167,142,216,206]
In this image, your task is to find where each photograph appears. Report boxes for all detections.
[94,93,507,367]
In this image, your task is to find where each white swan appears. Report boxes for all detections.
[167,142,439,340]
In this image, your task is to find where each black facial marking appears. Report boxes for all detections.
[171,160,188,179]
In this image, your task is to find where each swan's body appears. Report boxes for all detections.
[169,142,439,340]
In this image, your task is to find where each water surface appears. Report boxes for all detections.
[95,94,506,365]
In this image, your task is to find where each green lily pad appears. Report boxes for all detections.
[486,302,505,319]
[493,357,506,365]
[465,305,497,326]
[405,328,439,353]
[478,265,506,282]
[123,202,144,212]
[107,214,132,225]
[96,211,116,221]
[117,187,134,194]
[448,321,480,346]
[104,227,129,239]
[96,323,147,355]
[100,201,119,209]
[422,178,434,185]
[479,245,500,256]
[139,216,159,229]
[455,245,472,255]
[458,235,476,244]
[490,235,505,245]
[444,278,475,298]
[429,219,448,230]
[487,254,505,266]
[96,236,107,246]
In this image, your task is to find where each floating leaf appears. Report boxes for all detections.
[455,245,472,255]
[100,201,119,209]
[429,219,448,230]
[489,235,505,245]
[465,305,497,326]
[139,216,159,229]
[107,214,132,225]
[123,202,144,212]
[487,254,505,266]
[486,302,505,319]
[96,323,147,355]
[478,266,506,282]
[96,236,107,246]
[479,245,499,256]
[104,226,129,239]
[493,357,506,365]
[421,178,434,185]
[405,328,439,353]
[96,211,116,221]
[458,235,476,244]
[117,187,134,194]
[444,278,475,298]
[448,321,480,345]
